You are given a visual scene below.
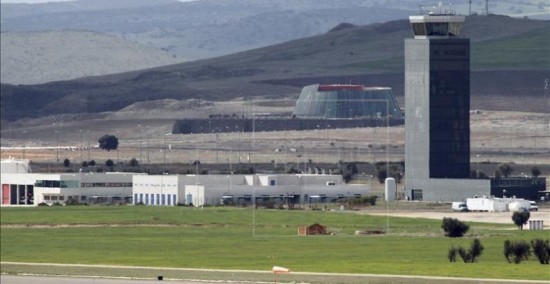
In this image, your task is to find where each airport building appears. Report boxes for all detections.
[133,174,369,207]
[1,159,136,206]
[1,159,368,207]
[404,7,491,201]
[293,84,403,119]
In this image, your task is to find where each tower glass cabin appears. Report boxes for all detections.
[405,6,470,180]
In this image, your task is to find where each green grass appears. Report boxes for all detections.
[471,29,550,69]
[343,29,550,72]
[1,206,549,281]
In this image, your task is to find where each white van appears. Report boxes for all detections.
[452,202,468,212]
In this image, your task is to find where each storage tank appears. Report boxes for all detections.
[385,178,396,202]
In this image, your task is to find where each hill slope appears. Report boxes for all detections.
[1,15,548,121]
[1,30,183,85]
[3,0,547,61]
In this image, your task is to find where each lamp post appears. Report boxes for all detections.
[54,129,59,162]
[22,130,27,159]
[79,130,83,166]
[116,130,120,164]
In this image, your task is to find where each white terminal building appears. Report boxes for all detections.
[133,174,368,207]
[2,159,369,207]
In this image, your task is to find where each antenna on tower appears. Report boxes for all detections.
[485,0,489,15]
[469,0,472,16]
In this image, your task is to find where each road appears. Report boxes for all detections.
[0,275,220,284]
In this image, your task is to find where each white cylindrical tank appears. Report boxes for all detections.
[385,178,396,202]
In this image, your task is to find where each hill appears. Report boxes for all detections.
[2,0,547,61]
[1,15,549,121]
[0,30,184,85]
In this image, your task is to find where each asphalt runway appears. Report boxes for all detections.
[0,275,221,284]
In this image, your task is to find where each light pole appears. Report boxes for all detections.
[55,129,59,162]
[79,130,83,166]
[116,130,120,164]
[22,130,27,159]
[87,130,91,161]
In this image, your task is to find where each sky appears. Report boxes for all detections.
[1,0,75,2]
[0,0,198,3]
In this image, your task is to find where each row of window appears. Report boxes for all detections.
[134,184,176,187]
[81,182,132,188]
[134,193,177,206]
[35,180,79,188]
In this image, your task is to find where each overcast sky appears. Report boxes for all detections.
[0,0,198,3]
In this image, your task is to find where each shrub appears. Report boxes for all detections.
[129,158,139,167]
[497,163,514,177]
[448,246,458,262]
[512,211,530,230]
[441,217,470,238]
[455,239,484,263]
[531,239,550,264]
[37,202,49,207]
[530,166,541,177]
[504,240,531,264]
[63,158,70,168]
[105,159,114,167]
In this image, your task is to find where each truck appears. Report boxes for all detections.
[452,202,468,212]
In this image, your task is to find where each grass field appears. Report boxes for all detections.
[1,206,549,281]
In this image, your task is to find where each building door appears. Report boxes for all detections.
[2,184,9,205]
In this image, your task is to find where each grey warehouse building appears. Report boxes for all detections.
[404,9,490,201]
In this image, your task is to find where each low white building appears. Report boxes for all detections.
[1,172,136,206]
[466,196,531,212]
[132,174,370,207]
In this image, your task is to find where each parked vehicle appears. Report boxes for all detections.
[529,201,538,211]
[452,202,468,212]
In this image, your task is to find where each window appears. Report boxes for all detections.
[411,23,426,36]
[411,189,423,201]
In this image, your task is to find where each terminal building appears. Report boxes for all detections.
[1,159,369,207]
[132,174,368,207]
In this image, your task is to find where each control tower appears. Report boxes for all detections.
[404,3,489,201]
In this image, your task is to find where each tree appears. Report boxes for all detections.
[63,158,70,168]
[441,217,470,238]
[497,163,513,177]
[89,160,96,167]
[504,240,531,264]
[129,158,139,167]
[512,211,530,230]
[531,239,550,264]
[531,166,541,177]
[82,161,89,167]
[105,159,114,167]
[457,239,484,263]
[376,167,387,183]
[98,134,119,151]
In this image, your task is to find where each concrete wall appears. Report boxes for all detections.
[405,39,430,181]
[406,178,490,202]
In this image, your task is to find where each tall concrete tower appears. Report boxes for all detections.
[404,4,489,201]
